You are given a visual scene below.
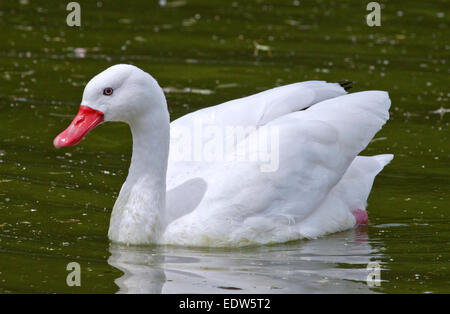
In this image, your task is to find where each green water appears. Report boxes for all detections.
[0,0,449,293]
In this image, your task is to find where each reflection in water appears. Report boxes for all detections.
[108,245,167,294]
[108,228,383,293]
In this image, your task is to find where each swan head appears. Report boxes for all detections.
[53,64,168,148]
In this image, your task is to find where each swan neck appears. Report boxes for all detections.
[108,107,170,245]
[128,112,170,184]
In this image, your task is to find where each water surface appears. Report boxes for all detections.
[0,0,449,293]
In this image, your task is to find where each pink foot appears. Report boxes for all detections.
[352,209,369,225]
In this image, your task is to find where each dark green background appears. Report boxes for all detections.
[0,0,448,293]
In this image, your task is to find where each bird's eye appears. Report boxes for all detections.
[103,87,113,96]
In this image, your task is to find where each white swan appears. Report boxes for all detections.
[53,64,393,247]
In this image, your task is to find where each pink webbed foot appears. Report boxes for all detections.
[352,209,369,226]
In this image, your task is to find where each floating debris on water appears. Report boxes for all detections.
[371,137,387,143]
[374,223,409,228]
[159,0,186,8]
[118,18,133,24]
[403,112,419,118]
[182,17,198,27]
[217,83,239,89]
[74,48,87,58]
[429,107,450,119]
[134,36,147,42]
[253,41,272,56]
[58,219,81,224]
[163,86,214,95]
[48,171,71,175]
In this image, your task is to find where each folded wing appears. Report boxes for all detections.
[164,91,391,246]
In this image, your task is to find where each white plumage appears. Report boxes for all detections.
[54,64,393,247]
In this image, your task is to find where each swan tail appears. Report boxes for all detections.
[298,154,393,238]
[336,154,394,208]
